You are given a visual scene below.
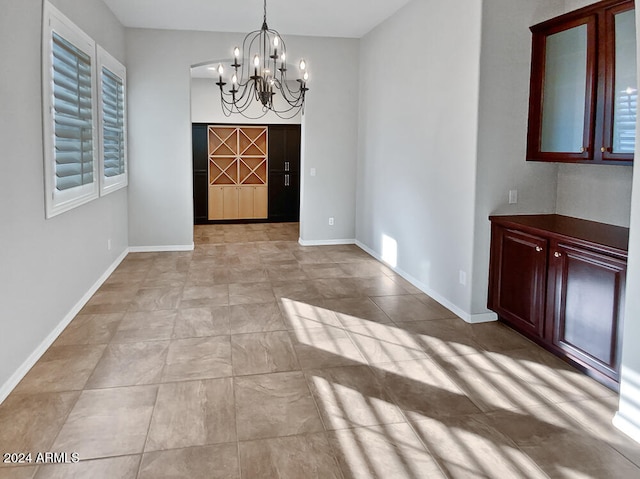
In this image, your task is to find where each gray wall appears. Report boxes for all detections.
[556,164,633,227]
[357,0,635,322]
[356,0,483,318]
[470,0,564,314]
[0,0,128,400]
[126,29,359,248]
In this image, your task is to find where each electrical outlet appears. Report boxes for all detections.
[459,270,467,286]
[508,189,518,204]
[328,217,334,226]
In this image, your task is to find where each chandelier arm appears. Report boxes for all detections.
[268,101,305,119]
[219,82,246,105]
[277,79,307,108]
[224,82,255,112]
[220,82,261,116]
[279,78,304,99]
[239,29,262,85]
[272,81,303,108]
[265,88,304,113]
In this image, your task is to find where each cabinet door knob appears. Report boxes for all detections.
[554,251,562,258]
[601,146,609,153]
[536,246,543,252]
[580,147,585,153]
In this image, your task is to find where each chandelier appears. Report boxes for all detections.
[215,0,309,119]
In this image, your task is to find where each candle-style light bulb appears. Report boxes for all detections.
[233,46,240,58]
[217,64,224,76]
[232,73,237,84]
[273,36,279,47]
[303,71,309,81]
[281,52,286,62]
[253,55,260,68]
[299,59,306,71]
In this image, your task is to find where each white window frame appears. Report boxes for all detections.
[97,46,128,195]
[42,2,99,218]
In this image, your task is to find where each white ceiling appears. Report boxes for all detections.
[102,0,413,38]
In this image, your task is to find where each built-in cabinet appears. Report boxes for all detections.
[268,125,301,222]
[192,124,301,224]
[488,215,628,389]
[207,126,268,220]
[208,185,267,220]
[526,0,636,164]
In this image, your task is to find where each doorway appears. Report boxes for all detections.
[192,123,301,225]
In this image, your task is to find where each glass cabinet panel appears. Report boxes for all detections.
[541,25,588,153]
[612,8,637,154]
[527,0,635,165]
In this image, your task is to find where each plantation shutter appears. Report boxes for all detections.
[52,32,94,191]
[613,89,637,153]
[101,67,125,177]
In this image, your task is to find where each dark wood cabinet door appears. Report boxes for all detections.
[526,14,597,163]
[600,1,636,163]
[192,124,209,224]
[268,125,301,222]
[268,172,300,222]
[489,225,548,337]
[526,0,635,165]
[548,242,626,380]
[268,125,301,172]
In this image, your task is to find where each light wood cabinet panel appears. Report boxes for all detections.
[253,186,268,219]
[238,187,254,219]
[208,186,224,220]
[208,185,268,220]
[222,186,239,219]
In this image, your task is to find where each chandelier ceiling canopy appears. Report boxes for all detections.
[216,0,309,119]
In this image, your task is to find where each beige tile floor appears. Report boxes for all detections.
[1,222,639,478]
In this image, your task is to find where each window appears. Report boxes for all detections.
[42,2,128,217]
[98,47,128,195]
[43,2,98,218]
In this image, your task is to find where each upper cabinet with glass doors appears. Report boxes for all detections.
[527,0,636,164]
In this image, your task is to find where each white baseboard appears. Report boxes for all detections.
[613,412,640,445]
[355,240,497,324]
[0,249,129,405]
[298,238,356,246]
[129,243,195,252]
[467,312,499,323]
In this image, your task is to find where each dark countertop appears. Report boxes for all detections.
[489,214,629,255]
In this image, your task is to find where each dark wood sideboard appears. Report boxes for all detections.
[488,214,629,390]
